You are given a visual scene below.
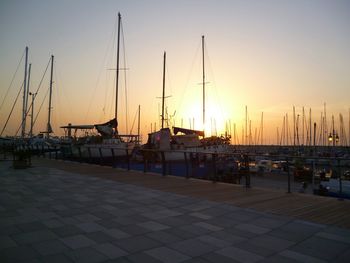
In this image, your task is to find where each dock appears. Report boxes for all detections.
[1,157,350,262]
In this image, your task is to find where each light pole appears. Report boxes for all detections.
[328,115,339,147]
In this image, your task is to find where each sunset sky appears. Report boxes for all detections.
[1,0,349,144]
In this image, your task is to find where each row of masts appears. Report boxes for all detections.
[13,46,54,139]
[152,103,350,147]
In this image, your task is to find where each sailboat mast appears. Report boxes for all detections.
[202,35,205,135]
[29,91,36,138]
[137,105,141,144]
[161,52,166,129]
[115,12,121,130]
[21,46,28,138]
[47,55,54,139]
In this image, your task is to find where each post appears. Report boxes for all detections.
[88,147,92,163]
[184,152,189,178]
[161,151,166,176]
[99,147,103,164]
[212,153,217,182]
[338,159,342,198]
[143,150,148,173]
[111,148,115,163]
[287,158,291,193]
[78,146,82,162]
[126,149,130,170]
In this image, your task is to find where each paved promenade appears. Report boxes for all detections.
[1,158,350,262]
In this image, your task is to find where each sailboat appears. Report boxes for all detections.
[61,13,137,160]
[144,36,230,161]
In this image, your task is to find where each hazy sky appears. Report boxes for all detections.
[1,0,349,143]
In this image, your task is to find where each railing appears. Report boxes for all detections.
[3,142,350,199]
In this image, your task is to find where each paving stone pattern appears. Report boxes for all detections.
[0,160,350,262]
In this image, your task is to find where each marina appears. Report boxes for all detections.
[1,1,350,262]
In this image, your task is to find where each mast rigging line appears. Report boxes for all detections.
[175,39,201,118]
[86,16,118,123]
[129,106,139,135]
[0,82,24,136]
[31,87,50,133]
[0,49,26,113]
[14,57,52,137]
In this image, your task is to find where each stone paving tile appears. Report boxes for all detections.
[103,228,131,240]
[64,247,108,263]
[59,216,82,225]
[114,214,150,226]
[73,213,101,223]
[235,234,295,257]
[289,235,350,261]
[333,248,350,263]
[208,229,247,244]
[178,224,213,236]
[95,219,121,229]
[226,226,260,239]
[113,235,162,253]
[216,246,264,263]
[169,238,217,257]
[279,250,328,263]
[42,218,65,228]
[126,252,163,263]
[182,257,211,263]
[234,223,271,235]
[201,252,241,263]
[12,229,57,245]
[181,202,215,212]
[0,235,17,249]
[86,231,116,243]
[0,245,40,262]
[32,239,70,256]
[76,222,106,233]
[193,222,222,232]
[189,212,212,220]
[323,225,350,238]
[51,224,84,237]
[142,209,183,220]
[94,242,128,259]
[155,216,189,227]
[260,254,303,263]
[89,210,115,220]
[41,253,74,263]
[119,224,153,236]
[196,235,231,248]
[0,225,21,235]
[146,230,183,244]
[138,221,170,231]
[16,221,47,232]
[225,209,262,223]
[268,221,327,242]
[60,234,96,249]
[316,231,350,244]
[145,246,191,263]
[249,216,291,229]
[204,216,240,228]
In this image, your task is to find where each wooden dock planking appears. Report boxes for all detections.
[36,158,350,229]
